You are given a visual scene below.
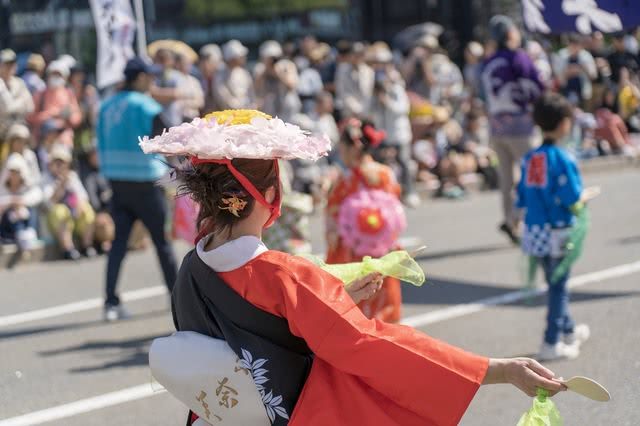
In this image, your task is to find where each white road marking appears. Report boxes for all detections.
[0,239,425,330]
[0,256,636,331]
[1,259,639,425]
[0,385,165,426]
[401,259,640,328]
[0,286,166,328]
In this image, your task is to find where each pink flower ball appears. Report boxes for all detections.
[338,189,406,257]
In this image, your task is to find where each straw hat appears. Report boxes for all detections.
[27,53,46,72]
[308,43,331,63]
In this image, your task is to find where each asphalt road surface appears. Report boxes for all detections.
[1,168,638,425]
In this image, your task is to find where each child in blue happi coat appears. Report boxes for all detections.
[516,93,590,361]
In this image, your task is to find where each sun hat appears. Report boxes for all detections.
[140,109,331,228]
[222,40,249,61]
[46,60,70,78]
[259,40,283,59]
[0,49,16,64]
[366,42,394,63]
[6,123,30,141]
[49,144,72,163]
[199,44,222,62]
[5,153,29,178]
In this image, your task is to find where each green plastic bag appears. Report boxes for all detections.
[551,206,590,283]
[520,255,539,305]
[302,250,426,287]
[521,255,539,290]
[517,389,563,426]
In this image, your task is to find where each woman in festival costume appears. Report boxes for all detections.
[325,118,404,323]
[140,109,565,426]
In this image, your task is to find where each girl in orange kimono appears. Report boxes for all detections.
[141,110,566,426]
[326,119,403,322]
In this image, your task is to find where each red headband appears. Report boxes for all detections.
[191,157,281,229]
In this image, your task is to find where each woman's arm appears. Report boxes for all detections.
[272,262,488,424]
[66,90,82,128]
[272,260,565,423]
[18,186,43,208]
[27,91,57,128]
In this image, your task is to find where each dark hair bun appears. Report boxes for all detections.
[174,159,278,237]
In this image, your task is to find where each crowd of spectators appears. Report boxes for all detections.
[0,24,639,262]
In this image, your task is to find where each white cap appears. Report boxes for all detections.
[57,54,77,70]
[366,43,393,63]
[222,40,249,61]
[467,41,484,58]
[526,40,543,58]
[47,60,70,78]
[0,48,16,64]
[5,153,29,179]
[259,40,283,59]
[6,123,30,141]
[49,144,72,163]
[416,34,439,49]
[199,44,222,62]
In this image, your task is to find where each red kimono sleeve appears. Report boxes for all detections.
[271,255,489,425]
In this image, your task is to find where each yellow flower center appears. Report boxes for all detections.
[205,109,272,126]
[367,214,381,228]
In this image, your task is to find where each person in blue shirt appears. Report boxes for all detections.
[516,93,590,361]
[96,57,178,322]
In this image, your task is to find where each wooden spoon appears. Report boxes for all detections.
[561,376,610,402]
[409,245,428,258]
[581,186,601,203]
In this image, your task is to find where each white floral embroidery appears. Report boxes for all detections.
[522,0,551,34]
[558,174,568,186]
[239,348,290,423]
[562,0,623,34]
[524,0,623,35]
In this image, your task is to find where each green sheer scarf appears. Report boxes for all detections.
[302,250,426,287]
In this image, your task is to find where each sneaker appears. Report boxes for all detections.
[442,186,466,199]
[537,341,580,361]
[83,247,98,258]
[563,324,590,346]
[19,249,32,263]
[499,223,520,245]
[402,193,421,209]
[103,304,131,322]
[63,249,82,261]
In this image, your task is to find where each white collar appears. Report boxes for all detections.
[196,235,268,272]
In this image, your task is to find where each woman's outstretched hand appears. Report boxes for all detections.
[347,273,383,304]
[483,358,567,397]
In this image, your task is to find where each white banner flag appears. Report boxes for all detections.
[90,0,136,89]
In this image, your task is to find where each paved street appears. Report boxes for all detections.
[0,168,638,425]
